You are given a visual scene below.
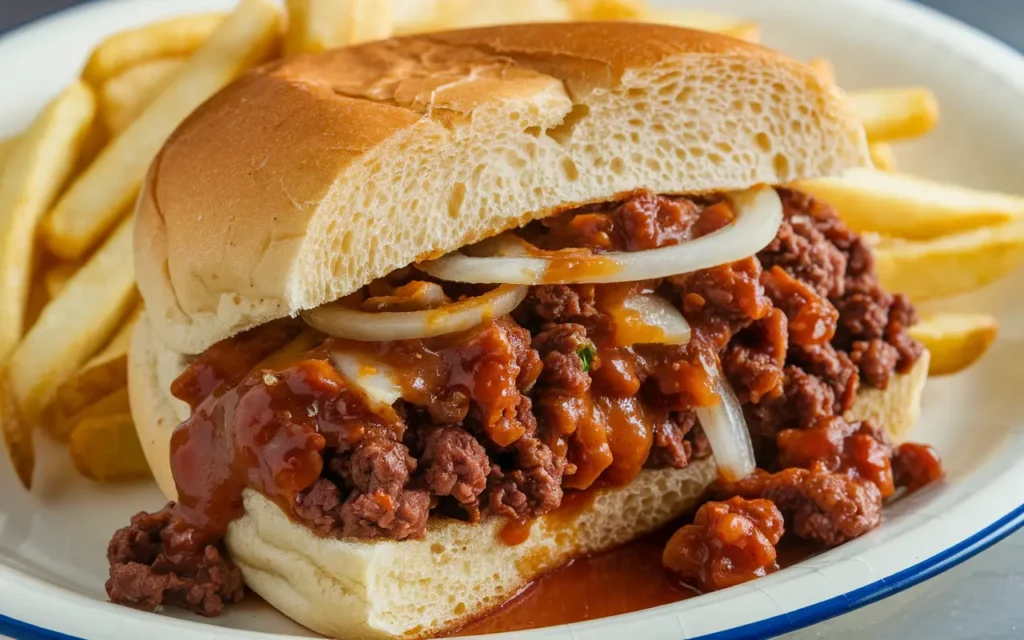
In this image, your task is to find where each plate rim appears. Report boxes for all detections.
[1,0,1024,639]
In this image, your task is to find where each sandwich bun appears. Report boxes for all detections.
[127,22,888,640]
[134,22,869,356]
[130,314,928,640]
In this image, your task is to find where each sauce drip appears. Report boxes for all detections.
[456,530,819,635]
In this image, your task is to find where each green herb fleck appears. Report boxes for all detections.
[577,344,596,373]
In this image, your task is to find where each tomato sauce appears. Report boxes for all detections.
[456,531,818,635]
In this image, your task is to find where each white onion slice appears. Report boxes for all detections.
[694,370,757,482]
[610,293,691,346]
[329,350,403,408]
[302,284,528,341]
[418,185,783,284]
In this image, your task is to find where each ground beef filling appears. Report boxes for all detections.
[107,188,940,614]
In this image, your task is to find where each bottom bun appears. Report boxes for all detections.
[128,313,929,640]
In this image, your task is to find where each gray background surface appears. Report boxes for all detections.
[1,1,1021,639]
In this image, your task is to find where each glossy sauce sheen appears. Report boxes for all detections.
[457,528,818,635]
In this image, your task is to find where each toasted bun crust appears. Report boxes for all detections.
[135,22,870,355]
[129,314,927,639]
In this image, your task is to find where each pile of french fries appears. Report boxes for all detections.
[0,0,1018,489]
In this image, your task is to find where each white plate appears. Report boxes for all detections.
[1,0,1023,638]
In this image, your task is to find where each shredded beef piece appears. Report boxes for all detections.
[761,266,838,347]
[106,504,244,615]
[521,284,601,326]
[777,417,895,498]
[329,436,430,540]
[671,257,771,343]
[646,412,712,469]
[850,339,900,389]
[530,190,699,252]
[456,319,538,446]
[719,465,883,546]
[421,426,490,507]
[616,191,699,250]
[531,323,593,443]
[339,488,431,540]
[723,308,788,404]
[294,479,342,536]
[663,497,784,591]
[789,343,859,415]
[893,442,944,492]
[834,287,891,342]
[887,294,924,373]
[758,218,847,299]
[532,323,594,395]
[747,366,836,440]
[488,435,566,520]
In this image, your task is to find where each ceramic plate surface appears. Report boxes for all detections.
[1,0,1022,638]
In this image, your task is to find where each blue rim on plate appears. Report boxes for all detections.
[2,504,1022,640]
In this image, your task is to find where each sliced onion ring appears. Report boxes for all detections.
[694,368,757,482]
[301,284,528,341]
[611,292,691,346]
[418,185,783,284]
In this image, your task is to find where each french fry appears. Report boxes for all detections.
[795,168,1024,240]
[48,307,138,433]
[285,0,393,55]
[8,218,136,418]
[873,221,1024,301]
[868,143,897,172]
[564,0,645,20]
[100,57,184,135]
[0,134,20,174]
[848,87,939,142]
[0,372,32,488]
[909,313,998,376]
[81,12,226,86]
[809,58,836,85]
[43,0,282,261]
[647,10,760,43]
[50,386,130,443]
[0,81,96,364]
[69,412,151,482]
[43,262,80,298]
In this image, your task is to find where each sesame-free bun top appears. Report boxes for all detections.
[135,22,870,355]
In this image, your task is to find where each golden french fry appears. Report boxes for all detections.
[644,10,760,43]
[101,57,184,135]
[49,385,130,443]
[909,313,998,376]
[43,262,80,298]
[9,218,136,417]
[82,12,226,86]
[69,413,151,482]
[563,0,646,20]
[44,0,282,261]
[0,371,32,488]
[286,0,393,54]
[395,0,570,34]
[49,306,138,429]
[796,168,1024,240]
[0,135,20,174]
[809,58,836,85]
[873,221,1024,301]
[23,266,51,331]
[848,87,939,142]
[868,143,897,172]
[0,81,96,364]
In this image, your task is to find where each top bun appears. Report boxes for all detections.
[135,22,869,354]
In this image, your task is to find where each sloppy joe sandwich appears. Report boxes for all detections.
[107,22,941,640]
